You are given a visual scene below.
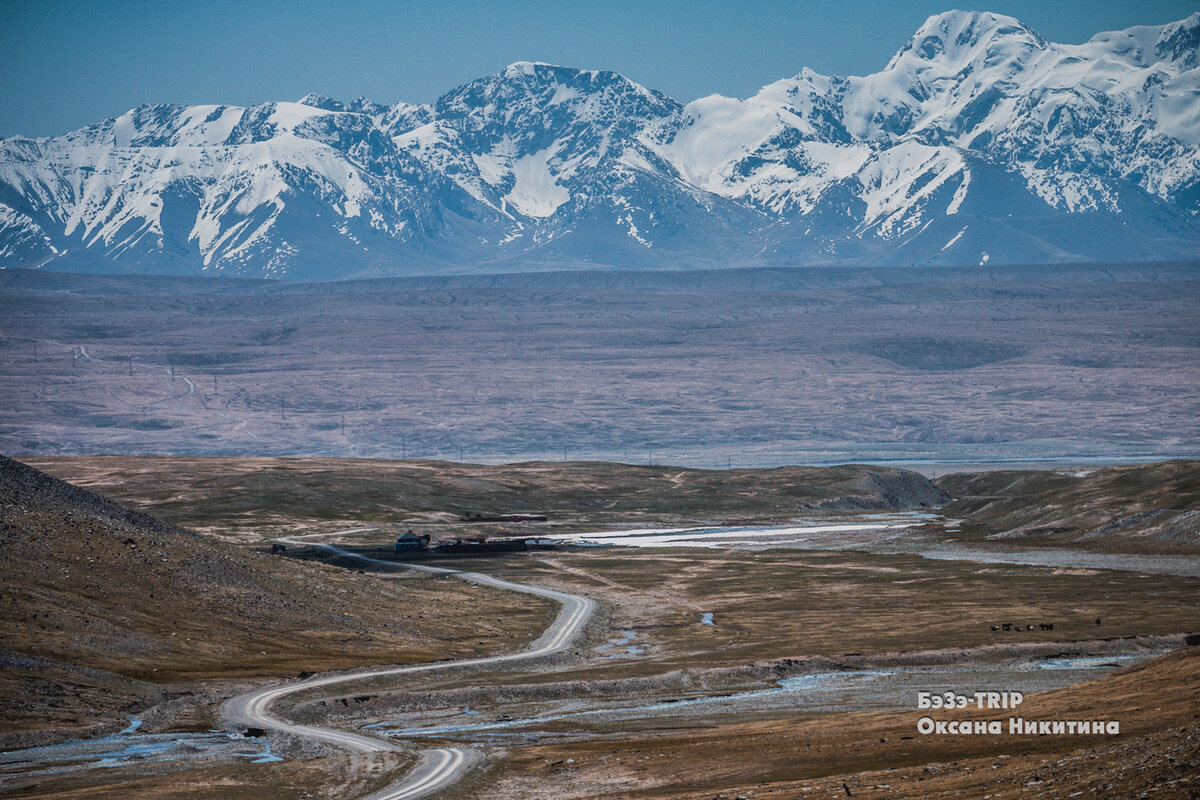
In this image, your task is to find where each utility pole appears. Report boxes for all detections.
[401,436,406,460]
[213,376,218,393]
[563,446,567,462]
[280,399,285,420]
[170,362,175,381]
[72,349,76,368]
[340,413,345,435]
[728,455,732,470]
[459,443,464,463]
[128,356,133,376]
[32,342,37,362]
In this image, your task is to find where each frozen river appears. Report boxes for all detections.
[548,515,1200,577]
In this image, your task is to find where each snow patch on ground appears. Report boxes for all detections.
[942,226,967,251]
[503,144,570,218]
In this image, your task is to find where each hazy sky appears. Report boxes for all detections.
[2,0,1196,138]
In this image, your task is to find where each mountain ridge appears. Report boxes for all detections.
[1,10,1197,279]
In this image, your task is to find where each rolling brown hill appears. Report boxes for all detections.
[0,454,552,746]
[20,456,950,541]
[936,460,1200,551]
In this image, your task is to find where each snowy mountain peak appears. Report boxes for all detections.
[297,93,346,111]
[295,93,393,118]
[910,10,1046,48]
[442,62,677,115]
[885,9,1049,77]
[2,12,1197,278]
[503,60,564,76]
[433,62,679,165]
[1155,12,1200,68]
[1086,11,1200,71]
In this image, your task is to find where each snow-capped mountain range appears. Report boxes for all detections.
[2,10,1198,279]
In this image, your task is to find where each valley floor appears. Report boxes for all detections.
[2,456,1198,799]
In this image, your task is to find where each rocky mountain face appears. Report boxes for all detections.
[1,11,1197,279]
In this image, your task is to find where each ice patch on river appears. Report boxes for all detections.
[364,669,903,737]
[1032,653,1147,670]
[547,515,1200,577]
[910,546,1200,577]
[548,514,932,548]
[0,727,280,781]
[365,649,1166,740]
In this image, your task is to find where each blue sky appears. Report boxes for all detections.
[2,0,1196,138]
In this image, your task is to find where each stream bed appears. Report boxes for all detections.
[364,649,1166,741]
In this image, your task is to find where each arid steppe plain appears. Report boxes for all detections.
[1,262,1197,466]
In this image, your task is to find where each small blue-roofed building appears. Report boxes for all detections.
[394,530,431,551]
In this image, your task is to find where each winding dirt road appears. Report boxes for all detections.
[224,533,596,800]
